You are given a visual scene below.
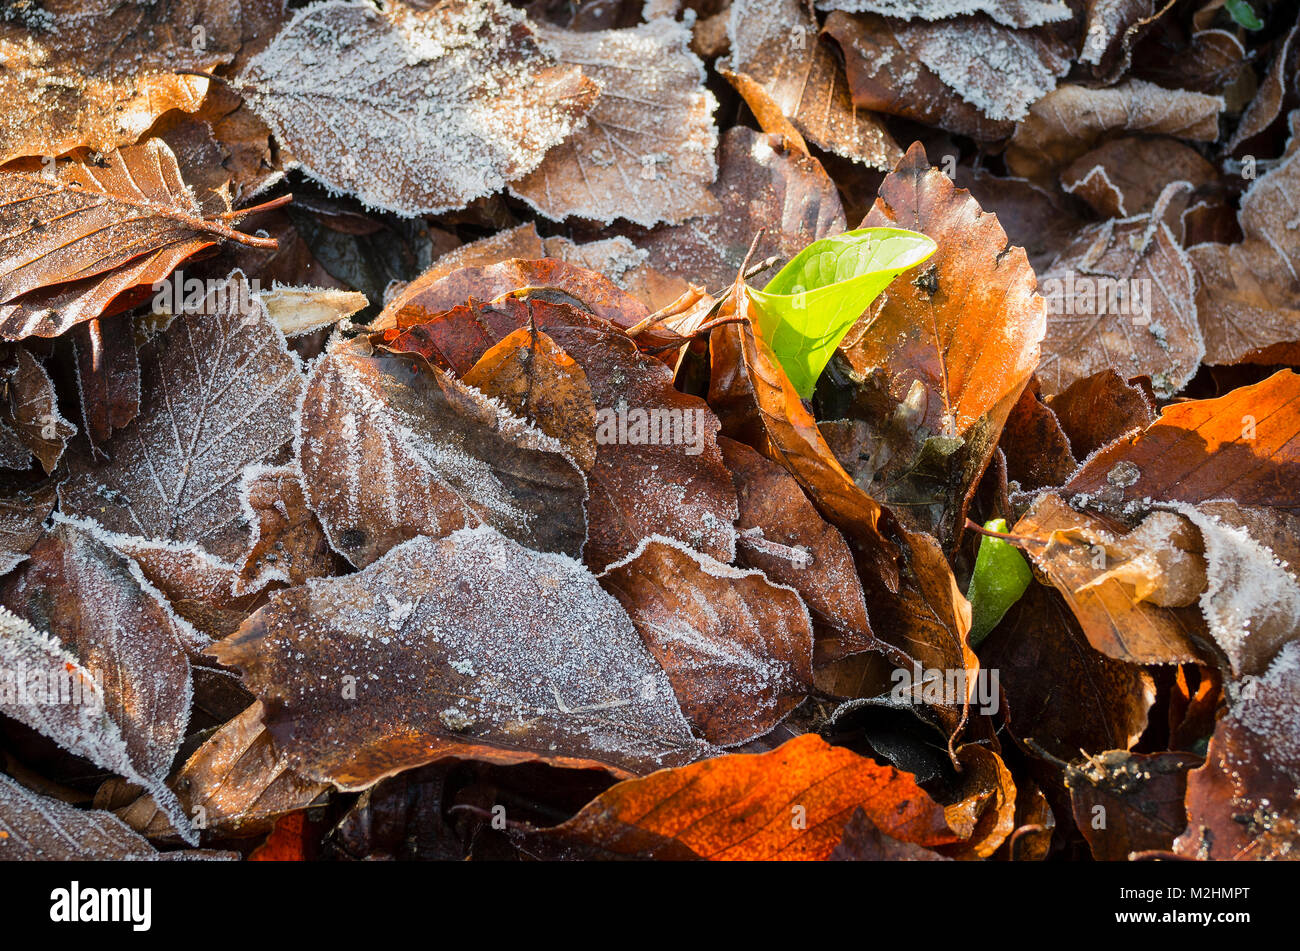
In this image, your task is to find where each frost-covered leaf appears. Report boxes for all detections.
[815,0,1072,29]
[235,464,341,596]
[58,273,305,563]
[840,143,1046,546]
[0,522,197,842]
[1037,200,1203,398]
[0,772,233,860]
[296,334,588,569]
[381,296,738,572]
[0,140,280,340]
[0,0,238,164]
[1047,369,1155,459]
[720,0,901,170]
[211,527,706,788]
[1060,137,1221,223]
[600,536,814,746]
[0,347,75,472]
[235,0,599,215]
[71,315,140,447]
[1006,81,1224,180]
[509,18,720,226]
[1078,0,1166,80]
[0,479,55,573]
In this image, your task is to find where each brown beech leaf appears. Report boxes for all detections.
[235,0,598,215]
[720,437,877,664]
[1227,20,1299,153]
[1005,81,1224,181]
[953,166,1081,273]
[1176,641,1300,860]
[719,0,900,170]
[297,334,587,569]
[0,0,237,164]
[939,744,1017,859]
[381,296,738,572]
[59,274,304,563]
[1037,198,1202,398]
[1046,369,1155,459]
[0,773,233,861]
[211,528,706,788]
[0,140,281,340]
[840,142,1046,545]
[1066,750,1201,860]
[815,0,1072,28]
[1011,494,1209,665]
[235,464,341,596]
[1,347,75,472]
[1191,115,1300,365]
[71,315,140,447]
[981,582,1155,761]
[709,283,897,588]
[0,521,197,841]
[599,536,814,746]
[1065,370,1300,515]
[634,126,847,293]
[0,479,55,573]
[509,18,720,226]
[1060,137,1221,223]
[118,702,330,840]
[461,327,598,473]
[998,379,1076,490]
[521,733,957,859]
[1077,0,1172,81]
[831,807,953,860]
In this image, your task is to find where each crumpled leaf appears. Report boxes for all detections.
[1006,80,1224,181]
[211,527,706,788]
[1046,369,1155,459]
[720,0,901,170]
[518,733,957,859]
[235,0,599,215]
[939,744,1017,858]
[297,333,587,569]
[59,273,305,563]
[0,0,237,164]
[0,346,75,473]
[0,522,197,842]
[0,773,233,861]
[1176,640,1300,860]
[838,143,1046,546]
[1191,113,1300,365]
[600,535,814,746]
[0,479,55,573]
[1065,369,1300,515]
[509,18,719,226]
[0,140,279,340]
[1037,197,1203,398]
[235,464,341,596]
[1060,136,1221,223]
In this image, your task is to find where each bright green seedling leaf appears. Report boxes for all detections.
[1225,0,1263,29]
[966,518,1032,647]
[748,228,936,398]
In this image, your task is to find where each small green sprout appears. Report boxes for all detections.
[747,228,936,398]
[966,517,1032,646]
[1225,0,1263,29]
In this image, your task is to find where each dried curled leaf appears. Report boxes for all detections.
[600,536,814,746]
[509,18,720,226]
[297,334,588,569]
[1,347,75,472]
[235,0,599,215]
[211,527,706,788]
[59,273,305,563]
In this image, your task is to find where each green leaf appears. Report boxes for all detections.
[748,228,936,398]
[966,518,1032,647]
[1225,0,1263,29]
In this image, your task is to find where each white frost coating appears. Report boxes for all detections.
[1232,641,1300,764]
[509,17,719,226]
[237,0,597,216]
[815,0,1072,28]
[0,772,161,860]
[1167,502,1300,679]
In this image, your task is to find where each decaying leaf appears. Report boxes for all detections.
[211,527,706,788]
[59,273,304,563]
[0,479,55,573]
[235,0,599,215]
[519,733,957,859]
[235,464,341,596]
[720,0,900,170]
[1068,750,1202,860]
[71,315,140,447]
[815,0,1072,29]
[509,18,720,226]
[1,346,75,472]
[258,285,368,338]
[600,536,814,746]
[1046,369,1155,459]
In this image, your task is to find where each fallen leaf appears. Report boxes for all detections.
[259,285,368,338]
[211,527,705,787]
[235,464,341,595]
[71,315,140,447]
[815,0,1072,29]
[1067,750,1202,860]
[0,479,55,573]
[509,18,720,226]
[1046,369,1155,459]
[831,807,953,860]
[1,346,75,472]
[235,0,599,215]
